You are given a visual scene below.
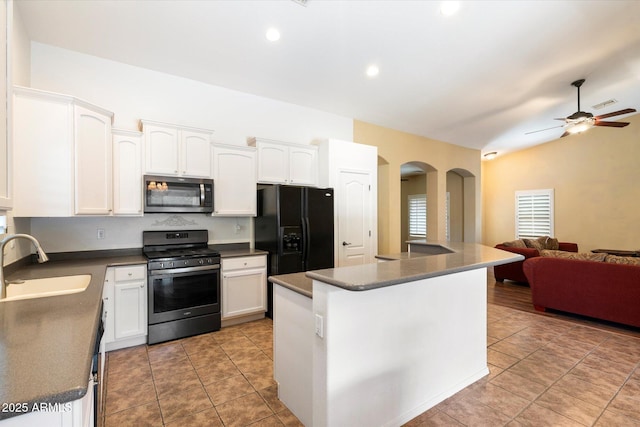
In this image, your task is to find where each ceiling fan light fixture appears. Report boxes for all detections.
[566,120,594,135]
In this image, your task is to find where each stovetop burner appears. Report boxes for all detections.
[143,247,220,260]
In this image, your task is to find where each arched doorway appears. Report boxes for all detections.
[400,161,437,251]
[446,168,476,242]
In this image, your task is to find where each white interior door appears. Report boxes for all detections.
[338,170,372,266]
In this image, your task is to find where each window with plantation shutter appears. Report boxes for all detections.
[515,189,554,238]
[409,194,426,237]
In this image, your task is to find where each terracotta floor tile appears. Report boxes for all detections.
[215,392,274,427]
[158,384,213,423]
[258,384,287,413]
[244,364,277,390]
[595,409,640,426]
[490,334,545,359]
[107,350,149,374]
[569,362,629,389]
[247,414,285,426]
[590,345,640,367]
[196,357,241,385]
[439,394,512,426]
[153,367,202,399]
[515,402,585,426]
[104,401,163,427]
[536,340,590,364]
[211,326,246,344]
[488,320,527,340]
[535,387,603,426]
[599,335,640,359]
[552,373,618,407]
[232,349,273,374]
[487,348,521,369]
[274,408,305,426]
[180,333,218,356]
[147,341,188,364]
[490,370,547,401]
[150,356,195,381]
[508,357,567,387]
[465,381,530,417]
[221,336,262,357]
[187,345,229,368]
[107,362,152,392]
[105,380,157,415]
[163,407,223,427]
[204,374,255,405]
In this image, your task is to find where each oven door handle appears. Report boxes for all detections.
[149,264,220,276]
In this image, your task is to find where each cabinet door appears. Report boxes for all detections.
[222,268,267,319]
[74,105,113,215]
[114,280,147,339]
[102,268,115,345]
[212,146,256,216]
[145,124,179,175]
[113,131,143,215]
[256,141,288,184]
[180,130,211,177]
[13,89,74,216]
[289,145,317,186]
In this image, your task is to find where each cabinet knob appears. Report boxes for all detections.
[128,272,133,276]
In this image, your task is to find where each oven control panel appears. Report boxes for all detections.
[148,256,220,271]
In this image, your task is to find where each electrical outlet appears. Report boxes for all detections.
[97,228,105,239]
[315,314,324,338]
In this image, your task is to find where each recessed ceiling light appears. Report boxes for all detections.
[440,1,460,16]
[265,28,281,42]
[366,65,379,78]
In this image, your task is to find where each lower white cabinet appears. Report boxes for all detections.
[102,264,147,351]
[222,255,267,320]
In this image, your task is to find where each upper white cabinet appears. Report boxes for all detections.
[248,137,318,186]
[0,1,10,210]
[12,86,114,217]
[211,144,256,216]
[113,129,143,216]
[141,120,213,177]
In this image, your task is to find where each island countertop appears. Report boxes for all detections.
[0,252,146,421]
[305,241,523,291]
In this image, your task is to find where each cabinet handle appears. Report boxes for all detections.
[140,284,144,288]
[128,272,133,276]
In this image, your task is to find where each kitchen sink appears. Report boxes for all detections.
[1,274,91,302]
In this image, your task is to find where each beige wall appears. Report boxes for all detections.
[353,120,481,254]
[482,113,640,252]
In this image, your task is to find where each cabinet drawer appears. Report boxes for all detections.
[223,255,266,271]
[114,265,146,282]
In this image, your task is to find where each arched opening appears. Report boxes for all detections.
[401,161,437,251]
[446,168,477,242]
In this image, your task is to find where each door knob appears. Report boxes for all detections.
[342,241,351,246]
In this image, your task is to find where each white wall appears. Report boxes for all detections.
[30,43,353,146]
[19,43,354,253]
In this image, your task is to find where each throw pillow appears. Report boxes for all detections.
[541,250,606,261]
[523,238,545,251]
[545,237,559,250]
[605,255,640,266]
[501,239,527,249]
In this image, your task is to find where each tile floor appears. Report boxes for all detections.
[103,305,640,427]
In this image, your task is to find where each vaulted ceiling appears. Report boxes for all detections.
[15,0,640,157]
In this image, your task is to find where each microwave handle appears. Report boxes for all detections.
[200,184,205,206]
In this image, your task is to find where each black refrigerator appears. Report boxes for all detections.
[255,185,334,318]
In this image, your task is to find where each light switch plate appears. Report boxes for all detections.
[315,314,324,338]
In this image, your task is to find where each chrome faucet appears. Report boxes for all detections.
[0,234,49,299]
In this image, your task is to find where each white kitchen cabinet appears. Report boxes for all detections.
[74,104,112,215]
[211,144,256,216]
[102,264,147,351]
[12,86,113,217]
[0,1,10,210]
[222,255,267,321]
[248,137,318,186]
[0,377,95,427]
[141,120,213,177]
[112,129,143,215]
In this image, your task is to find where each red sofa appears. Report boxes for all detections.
[494,242,578,283]
[523,257,640,328]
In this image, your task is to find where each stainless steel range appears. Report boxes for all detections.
[143,230,221,345]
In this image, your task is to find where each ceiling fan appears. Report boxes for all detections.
[526,79,636,138]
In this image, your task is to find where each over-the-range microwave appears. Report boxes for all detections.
[144,175,214,214]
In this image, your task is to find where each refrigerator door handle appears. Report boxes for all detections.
[302,216,310,266]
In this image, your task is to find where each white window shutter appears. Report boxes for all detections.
[515,189,554,238]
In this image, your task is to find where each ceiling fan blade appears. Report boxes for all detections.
[595,108,636,120]
[560,131,570,138]
[525,124,565,135]
[554,118,568,121]
[594,121,630,128]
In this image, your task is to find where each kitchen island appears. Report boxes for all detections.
[270,242,522,427]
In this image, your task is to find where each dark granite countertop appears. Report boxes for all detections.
[218,248,268,258]
[268,272,312,298]
[0,252,146,420]
[306,242,523,291]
